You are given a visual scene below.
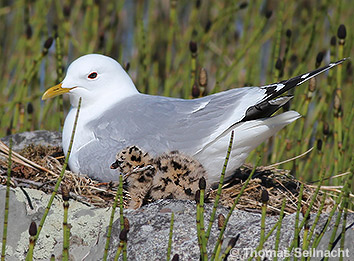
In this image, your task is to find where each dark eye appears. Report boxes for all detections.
[88,72,98,79]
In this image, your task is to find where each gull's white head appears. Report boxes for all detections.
[42,54,138,107]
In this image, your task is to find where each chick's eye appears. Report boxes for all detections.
[88,72,98,79]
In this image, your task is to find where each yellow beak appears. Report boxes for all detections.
[42,83,75,100]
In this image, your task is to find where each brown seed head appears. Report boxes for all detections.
[316,51,324,67]
[199,177,206,190]
[119,228,128,242]
[198,68,208,87]
[189,41,197,53]
[333,94,341,110]
[43,37,54,50]
[195,190,200,204]
[275,58,282,71]
[124,217,130,232]
[218,213,225,230]
[61,184,70,201]
[192,83,200,98]
[228,234,240,248]
[239,2,248,9]
[330,36,336,46]
[261,189,269,203]
[317,139,323,151]
[26,24,32,39]
[286,29,292,38]
[29,221,37,236]
[337,24,346,40]
[323,122,330,136]
[265,10,272,19]
[308,78,316,92]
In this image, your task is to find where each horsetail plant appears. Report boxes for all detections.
[167,212,174,261]
[25,97,81,259]
[206,130,234,242]
[61,184,70,261]
[1,139,12,261]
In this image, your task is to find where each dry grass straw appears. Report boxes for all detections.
[0,142,345,215]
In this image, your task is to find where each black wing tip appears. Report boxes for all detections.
[329,57,349,66]
[263,57,349,101]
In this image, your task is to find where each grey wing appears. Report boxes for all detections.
[77,88,265,180]
[94,88,265,154]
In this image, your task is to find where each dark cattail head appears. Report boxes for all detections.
[198,68,208,87]
[261,189,269,203]
[337,24,346,40]
[308,77,316,92]
[275,58,282,71]
[195,190,200,204]
[119,228,128,242]
[124,217,130,232]
[124,62,130,72]
[61,184,70,201]
[333,94,341,111]
[330,36,336,47]
[196,0,201,9]
[286,140,292,151]
[171,254,179,261]
[192,83,200,98]
[204,20,212,33]
[43,37,54,50]
[26,24,32,39]
[317,139,323,151]
[239,2,248,9]
[189,41,198,54]
[315,51,324,67]
[29,221,37,236]
[301,205,310,219]
[228,234,240,248]
[63,5,71,18]
[27,102,34,114]
[199,177,206,190]
[286,29,292,38]
[323,122,330,136]
[218,213,225,230]
[265,10,273,19]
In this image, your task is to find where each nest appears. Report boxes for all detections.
[0,143,336,214]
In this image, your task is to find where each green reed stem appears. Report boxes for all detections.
[62,200,69,260]
[273,200,286,261]
[25,97,81,259]
[211,156,261,261]
[1,139,12,261]
[206,130,234,242]
[199,186,207,260]
[103,173,124,261]
[167,212,174,261]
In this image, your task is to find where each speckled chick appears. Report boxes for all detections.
[111,146,208,209]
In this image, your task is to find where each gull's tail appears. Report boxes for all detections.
[242,58,348,122]
[262,58,348,101]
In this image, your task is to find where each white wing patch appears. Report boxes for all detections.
[191,100,210,113]
[275,83,285,92]
[301,73,310,79]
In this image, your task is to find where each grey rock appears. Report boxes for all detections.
[1,130,62,152]
[1,187,353,260]
[1,131,353,260]
[91,200,354,261]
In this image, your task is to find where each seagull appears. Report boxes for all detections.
[42,54,346,184]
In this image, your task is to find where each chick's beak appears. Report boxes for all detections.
[110,160,119,169]
[42,83,75,100]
